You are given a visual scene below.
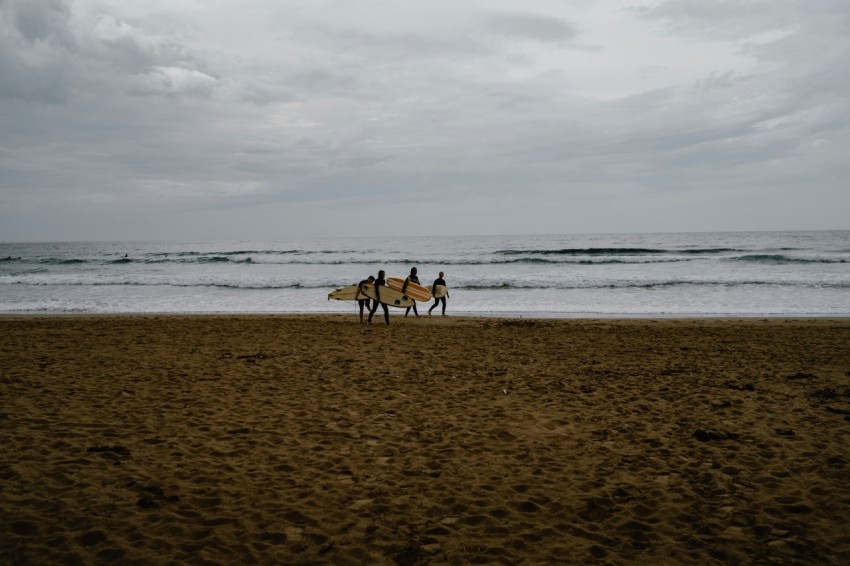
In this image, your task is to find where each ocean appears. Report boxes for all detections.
[1,231,849,317]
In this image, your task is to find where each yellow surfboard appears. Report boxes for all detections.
[387,277,432,302]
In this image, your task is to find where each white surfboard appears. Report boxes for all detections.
[328,285,366,301]
[386,277,432,302]
[360,283,416,308]
[433,284,448,299]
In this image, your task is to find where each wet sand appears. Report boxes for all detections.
[2,315,850,564]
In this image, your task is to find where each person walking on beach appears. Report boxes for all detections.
[402,267,421,318]
[368,270,390,325]
[428,272,449,316]
[356,275,375,324]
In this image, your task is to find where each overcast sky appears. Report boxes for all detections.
[1,0,848,242]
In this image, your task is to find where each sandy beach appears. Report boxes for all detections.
[2,314,850,564]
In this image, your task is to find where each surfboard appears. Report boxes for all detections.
[433,284,448,299]
[386,277,432,302]
[328,285,367,301]
[360,283,416,308]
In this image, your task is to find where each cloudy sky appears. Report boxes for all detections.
[1,0,848,242]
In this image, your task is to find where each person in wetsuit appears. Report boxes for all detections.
[428,272,449,316]
[356,275,375,324]
[402,266,421,318]
[367,270,390,325]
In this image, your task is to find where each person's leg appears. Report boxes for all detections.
[382,303,390,324]
[411,302,419,317]
[428,299,437,315]
[368,299,379,323]
[441,297,447,315]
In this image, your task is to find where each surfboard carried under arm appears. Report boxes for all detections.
[328,285,366,301]
[360,283,416,308]
[387,277,432,302]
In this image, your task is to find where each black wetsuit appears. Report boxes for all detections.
[403,274,420,317]
[368,276,390,324]
[429,277,447,315]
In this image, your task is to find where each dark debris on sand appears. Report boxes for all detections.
[693,429,741,442]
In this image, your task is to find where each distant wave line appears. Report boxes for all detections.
[0,280,312,290]
[730,255,847,264]
[6,279,850,291]
[495,247,743,256]
[451,280,850,290]
[21,255,848,267]
[21,257,700,266]
[148,249,363,257]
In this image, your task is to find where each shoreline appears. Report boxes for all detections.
[3,310,850,320]
[3,316,850,564]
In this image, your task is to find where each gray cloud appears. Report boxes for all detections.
[0,0,74,102]
[480,10,578,43]
[10,0,72,43]
[635,0,802,39]
[1,0,848,241]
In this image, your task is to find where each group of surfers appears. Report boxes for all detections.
[358,267,448,324]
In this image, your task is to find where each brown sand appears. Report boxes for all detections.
[2,315,850,565]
